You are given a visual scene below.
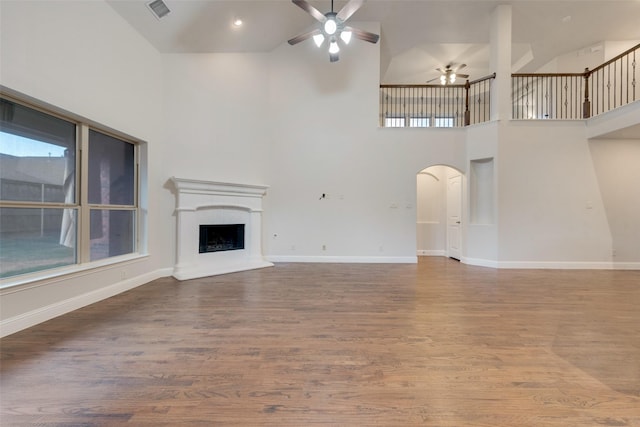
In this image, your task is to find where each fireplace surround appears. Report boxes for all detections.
[169,177,273,280]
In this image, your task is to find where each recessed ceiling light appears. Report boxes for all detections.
[233,18,243,27]
[561,15,572,23]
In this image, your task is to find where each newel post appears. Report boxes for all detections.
[583,67,591,119]
[464,79,471,126]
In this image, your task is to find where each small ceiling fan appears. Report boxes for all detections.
[287,0,380,62]
[427,63,469,85]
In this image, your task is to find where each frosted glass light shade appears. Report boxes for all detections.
[324,18,337,35]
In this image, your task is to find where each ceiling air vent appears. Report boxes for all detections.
[146,0,170,20]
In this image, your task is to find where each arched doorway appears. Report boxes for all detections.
[416,165,463,260]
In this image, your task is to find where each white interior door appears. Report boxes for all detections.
[447,174,462,260]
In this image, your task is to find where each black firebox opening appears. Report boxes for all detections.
[199,224,245,253]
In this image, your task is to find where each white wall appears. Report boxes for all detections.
[0,1,161,140]
[538,44,604,73]
[604,41,640,62]
[498,121,613,267]
[264,26,466,262]
[536,40,639,74]
[161,53,272,185]
[156,35,466,264]
[0,0,169,334]
[589,138,640,264]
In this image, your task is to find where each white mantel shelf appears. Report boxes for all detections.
[169,177,273,281]
[170,177,269,200]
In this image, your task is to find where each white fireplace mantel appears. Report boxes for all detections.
[169,177,273,281]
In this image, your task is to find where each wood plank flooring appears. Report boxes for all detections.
[1,257,639,426]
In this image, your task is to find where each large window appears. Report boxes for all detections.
[0,95,140,279]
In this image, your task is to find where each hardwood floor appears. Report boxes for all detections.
[1,257,639,426]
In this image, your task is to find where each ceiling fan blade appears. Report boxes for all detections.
[457,73,469,78]
[330,51,340,62]
[344,26,379,44]
[292,0,326,22]
[435,68,445,73]
[337,0,363,21]
[288,28,321,45]
[426,77,440,83]
[456,63,467,71]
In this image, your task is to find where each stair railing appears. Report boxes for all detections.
[379,73,496,128]
[513,43,638,120]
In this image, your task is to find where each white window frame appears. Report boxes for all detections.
[0,89,147,288]
[409,117,430,128]
[384,117,406,128]
[433,116,455,128]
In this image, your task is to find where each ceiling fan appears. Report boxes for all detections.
[287,0,380,62]
[427,63,469,85]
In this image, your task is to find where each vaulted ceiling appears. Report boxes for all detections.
[107,0,640,84]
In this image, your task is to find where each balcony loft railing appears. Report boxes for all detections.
[379,74,496,128]
[512,43,638,120]
[380,44,638,126]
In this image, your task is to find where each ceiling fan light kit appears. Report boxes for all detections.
[329,39,340,54]
[287,0,379,62]
[430,64,469,85]
[323,13,338,35]
[340,30,352,44]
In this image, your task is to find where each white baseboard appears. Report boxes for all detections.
[462,258,640,270]
[461,257,499,268]
[0,268,173,338]
[611,262,640,270]
[496,260,607,269]
[495,260,640,270]
[266,255,417,264]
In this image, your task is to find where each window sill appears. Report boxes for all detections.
[0,253,149,293]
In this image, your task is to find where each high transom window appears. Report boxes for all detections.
[0,95,140,279]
